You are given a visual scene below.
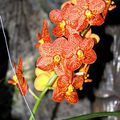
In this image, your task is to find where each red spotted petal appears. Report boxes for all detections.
[54,63,67,76]
[65,55,82,71]
[52,25,64,37]
[36,57,54,71]
[61,1,73,16]
[77,16,88,32]
[39,43,53,56]
[65,34,82,55]
[72,76,84,89]
[76,0,87,8]
[102,7,108,19]
[65,26,79,38]
[49,9,63,24]
[37,33,41,40]
[16,57,22,73]
[17,78,28,96]
[88,0,106,14]
[65,91,78,104]
[89,14,104,26]
[8,57,28,96]
[53,37,68,54]
[57,75,69,89]
[63,6,80,29]
[84,49,97,64]
[61,1,72,10]
[80,38,94,51]
[41,20,52,43]
[68,34,82,46]
[52,87,65,102]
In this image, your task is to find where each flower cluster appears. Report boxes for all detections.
[8,0,115,104]
[35,0,115,104]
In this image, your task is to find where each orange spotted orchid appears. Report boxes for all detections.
[71,0,106,26]
[8,57,28,96]
[65,34,96,71]
[34,0,116,104]
[52,74,84,104]
[49,3,84,37]
[36,37,68,76]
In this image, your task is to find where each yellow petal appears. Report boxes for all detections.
[35,68,55,77]
[35,68,49,76]
[34,73,50,91]
[12,75,18,83]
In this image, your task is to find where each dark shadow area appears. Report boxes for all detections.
[0,28,15,120]
[51,103,60,120]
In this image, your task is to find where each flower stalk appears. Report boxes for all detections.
[29,88,39,101]
[29,73,58,120]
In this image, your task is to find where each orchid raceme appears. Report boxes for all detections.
[4,0,117,119]
[35,0,115,105]
[8,57,28,96]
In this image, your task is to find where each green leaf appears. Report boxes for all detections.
[64,111,120,120]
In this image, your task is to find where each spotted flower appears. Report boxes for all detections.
[52,74,84,104]
[35,20,52,48]
[65,34,96,71]
[73,0,106,26]
[8,57,28,96]
[49,2,86,37]
[36,37,68,76]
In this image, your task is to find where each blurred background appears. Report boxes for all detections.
[0,0,120,120]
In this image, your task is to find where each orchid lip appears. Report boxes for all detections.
[53,55,61,64]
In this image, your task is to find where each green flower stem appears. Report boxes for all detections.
[29,73,58,120]
[65,111,120,120]
[29,88,39,101]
